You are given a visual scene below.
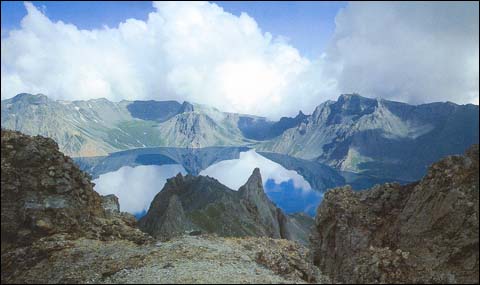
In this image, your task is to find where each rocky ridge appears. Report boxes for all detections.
[138,168,312,244]
[0,94,258,157]
[1,129,326,284]
[259,93,479,182]
[0,129,150,247]
[310,144,479,283]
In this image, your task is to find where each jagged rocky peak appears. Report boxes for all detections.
[296,110,306,118]
[334,93,378,115]
[0,129,151,246]
[310,144,479,284]
[139,167,310,244]
[238,167,263,195]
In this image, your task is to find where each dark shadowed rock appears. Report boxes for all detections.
[310,144,479,283]
[0,129,151,248]
[139,168,311,244]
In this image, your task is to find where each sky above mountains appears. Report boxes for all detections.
[1,1,478,118]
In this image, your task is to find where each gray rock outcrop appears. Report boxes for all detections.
[0,129,151,247]
[310,144,479,283]
[139,168,311,244]
[101,194,120,213]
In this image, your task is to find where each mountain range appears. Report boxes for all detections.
[2,92,478,185]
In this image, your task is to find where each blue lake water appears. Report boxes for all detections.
[94,150,325,219]
[264,179,323,217]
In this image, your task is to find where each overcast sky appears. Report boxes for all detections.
[1,1,478,119]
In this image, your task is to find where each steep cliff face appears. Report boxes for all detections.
[156,111,249,148]
[1,94,257,157]
[0,129,150,248]
[259,94,479,182]
[138,168,310,244]
[310,144,479,283]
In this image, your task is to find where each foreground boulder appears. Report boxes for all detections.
[1,130,152,283]
[1,129,150,246]
[311,144,479,283]
[139,168,312,244]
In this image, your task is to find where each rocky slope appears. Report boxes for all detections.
[0,129,149,247]
[0,93,262,157]
[3,233,328,284]
[139,168,312,244]
[1,129,326,283]
[260,93,479,182]
[310,144,479,283]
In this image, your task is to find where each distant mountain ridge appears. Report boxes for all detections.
[2,92,478,184]
[1,93,260,156]
[259,94,479,181]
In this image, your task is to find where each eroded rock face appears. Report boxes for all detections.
[138,168,311,244]
[310,144,479,283]
[101,194,120,213]
[0,129,151,247]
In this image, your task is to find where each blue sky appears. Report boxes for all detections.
[215,1,346,58]
[1,1,346,58]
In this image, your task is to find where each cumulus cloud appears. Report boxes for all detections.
[1,1,478,120]
[1,1,319,118]
[326,2,479,105]
[199,149,312,191]
[93,164,186,214]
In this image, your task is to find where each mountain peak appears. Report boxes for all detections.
[179,101,194,113]
[238,168,269,212]
[251,167,262,180]
[296,110,306,118]
[338,93,362,101]
[240,167,263,193]
[10,93,49,104]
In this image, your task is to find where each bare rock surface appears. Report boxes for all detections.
[2,233,329,284]
[138,168,311,244]
[310,144,479,283]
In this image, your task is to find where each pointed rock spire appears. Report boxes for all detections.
[238,167,263,197]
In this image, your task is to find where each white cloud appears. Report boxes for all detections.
[1,1,316,119]
[1,1,478,120]
[93,164,187,214]
[200,149,312,191]
[326,2,479,105]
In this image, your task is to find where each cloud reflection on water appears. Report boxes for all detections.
[93,164,186,214]
[200,149,312,191]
